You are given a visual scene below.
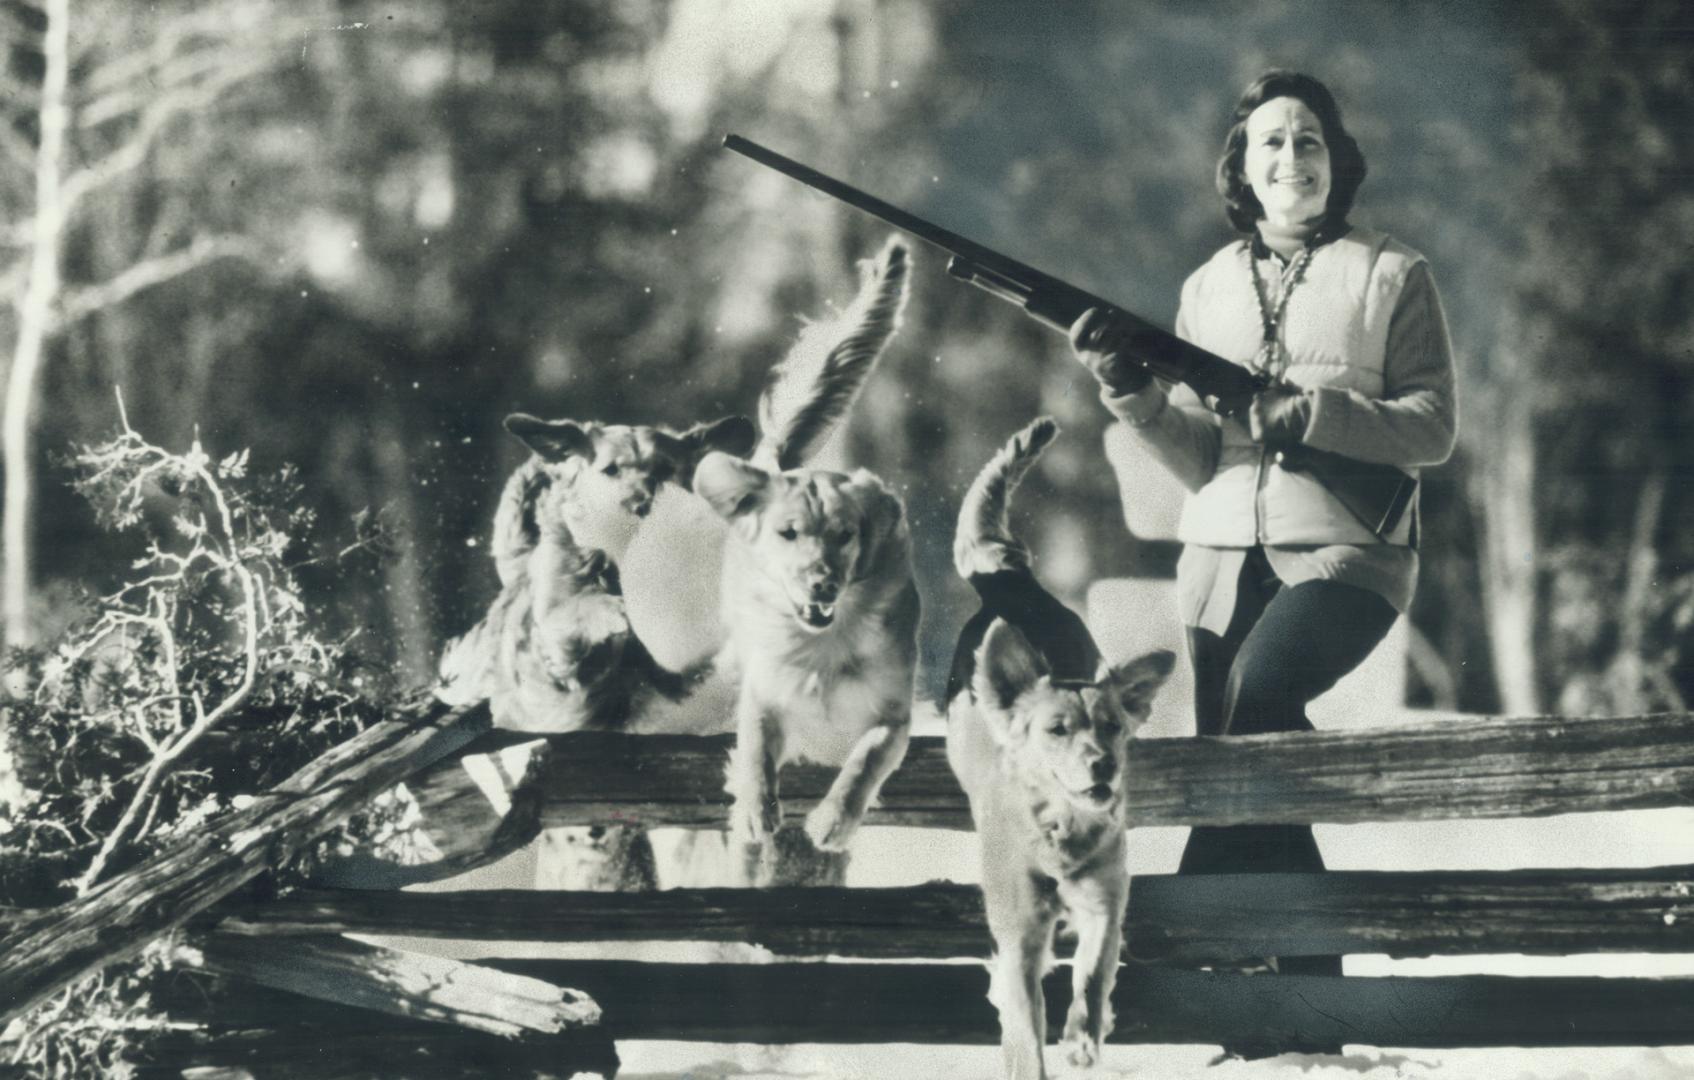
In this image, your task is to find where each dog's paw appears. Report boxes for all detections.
[1061,1006,1102,1070]
[804,800,858,852]
[729,791,781,846]
[1061,1031,1100,1071]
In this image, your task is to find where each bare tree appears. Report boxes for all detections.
[1,0,287,647]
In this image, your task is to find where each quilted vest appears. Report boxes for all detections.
[1173,226,1423,547]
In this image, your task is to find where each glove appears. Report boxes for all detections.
[1247,385,1312,447]
[1069,308,1152,395]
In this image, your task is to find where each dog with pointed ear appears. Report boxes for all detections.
[493,413,755,566]
[956,617,1171,1080]
[944,418,1174,1079]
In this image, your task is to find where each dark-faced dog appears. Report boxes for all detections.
[945,417,1173,1079]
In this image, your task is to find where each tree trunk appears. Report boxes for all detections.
[182,931,600,1039]
[0,696,489,1024]
[1,0,69,648]
[1607,470,1674,711]
[373,403,436,684]
[1475,372,1540,714]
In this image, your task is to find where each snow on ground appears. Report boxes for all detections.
[613,1042,1694,1080]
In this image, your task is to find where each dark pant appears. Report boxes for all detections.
[1177,547,1397,975]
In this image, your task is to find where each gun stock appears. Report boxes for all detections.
[723,134,1417,539]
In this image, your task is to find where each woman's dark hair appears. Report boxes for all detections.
[1216,70,1367,233]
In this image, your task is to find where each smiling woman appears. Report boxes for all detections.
[1071,69,1459,1058]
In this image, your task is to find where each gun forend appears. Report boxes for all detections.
[945,257,1033,306]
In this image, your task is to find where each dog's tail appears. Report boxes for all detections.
[755,237,909,471]
[954,417,1059,579]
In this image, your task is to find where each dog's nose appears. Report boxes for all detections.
[1090,757,1117,783]
[807,577,839,603]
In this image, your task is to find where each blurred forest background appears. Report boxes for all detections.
[3,0,1692,718]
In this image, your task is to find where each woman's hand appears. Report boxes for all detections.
[1069,308,1152,394]
[1247,384,1312,447]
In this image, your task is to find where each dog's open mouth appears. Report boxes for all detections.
[798,602,836,629]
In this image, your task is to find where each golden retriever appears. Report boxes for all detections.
[945,418,1173,1079]
[692,238,916,868]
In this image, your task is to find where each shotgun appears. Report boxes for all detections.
[723,133,1417,539]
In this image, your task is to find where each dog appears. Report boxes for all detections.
[436,413,754,892]
[692,237,916,871]
[945,417,1173,1079]
[436,412,754,733]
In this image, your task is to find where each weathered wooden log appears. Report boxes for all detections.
[307,733,550,890]
[0,696,490,1025]
[219,864,1694,963]
[133,1027,619,1080]
[215,884,991,957]
[478,959,1694,1048]
[138,972,620,1079]
[182,931,600,1039]
[406,711,1694,832]
[1127,865,1694,963]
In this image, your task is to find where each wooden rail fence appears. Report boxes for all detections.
[5,704,1694,1075]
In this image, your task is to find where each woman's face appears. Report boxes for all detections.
[1243,95,1332,229]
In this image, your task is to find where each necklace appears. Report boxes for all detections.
[1248,244,1314,379]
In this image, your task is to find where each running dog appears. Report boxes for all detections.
[693,237,915,865]
[945,418,1173,1079]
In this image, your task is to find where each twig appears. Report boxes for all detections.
[73,448,261,896]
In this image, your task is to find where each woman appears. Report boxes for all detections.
[1071,71,1457,984]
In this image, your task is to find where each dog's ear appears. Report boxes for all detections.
[692,451,771,521]
[504,414,594,463]
[1099,649,1175,716]
[973,618,1049,722]
[844,470,907,581]
[659,415,758,487]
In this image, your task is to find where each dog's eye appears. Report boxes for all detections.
[778,526,798,541]
[602,463,621,477]
[1046,722,1067,737]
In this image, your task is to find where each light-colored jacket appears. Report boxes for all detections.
[1108,226,1457,548]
